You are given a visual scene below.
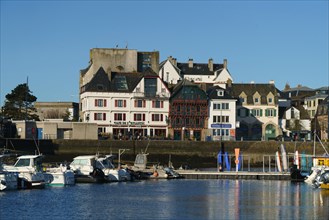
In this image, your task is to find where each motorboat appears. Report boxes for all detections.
[0,155,18,191]
[43,163,75,186]
[95,155,131,182]
[129,153,183,180]
[313,168,329,189]
[70,155,105,183]
[3,155,45,189]
[304,156,329,189]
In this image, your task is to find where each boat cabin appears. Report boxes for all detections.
[13,155,43,172]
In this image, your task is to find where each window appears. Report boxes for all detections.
[265,109,277,117]
[213,103,221,110]
[177,106,181,112]
[95,99,107,107]
[222,103,229,110]
[115,100,127,107]
[254,98,259,104]
[134,113,145,121]
[185,118,190,125]
[251,109,263,117]
[268,98,273,104]
[153,100,164,108]
[114,113,126,121]
[144,78,157,97]
[214,103,229,110]
[135,99,146,108]
[217,90,224,96]
[213,115,229,123]
[94,113,106,121]
[152,114,163,121]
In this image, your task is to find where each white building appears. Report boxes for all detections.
[281,106,311,140]
[207,86,237,141]
[159,57,233,89]
[80,67,170,139]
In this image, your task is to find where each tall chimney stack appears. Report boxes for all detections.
[188,58,193,68]
[223,59,227,69]
[208,58,213,71]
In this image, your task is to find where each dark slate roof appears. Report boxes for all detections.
[81,67,111,92]
[170,79,207,100]
[206,86,235,100]
[81,67,144,93]
[226,83,278,105]
[177,62,223,75]
[279,90,316,100]
[295,105,311,120]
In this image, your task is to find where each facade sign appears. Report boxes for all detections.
[114,121,145,126]
[211,124,232,128]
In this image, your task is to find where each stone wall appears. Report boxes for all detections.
[2,138,328,168]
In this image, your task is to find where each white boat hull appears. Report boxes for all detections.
[0,172,18,191]
[44,170,75,186]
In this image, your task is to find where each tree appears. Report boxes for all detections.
[2,83,39,120]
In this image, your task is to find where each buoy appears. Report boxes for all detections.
[153,170,159,177]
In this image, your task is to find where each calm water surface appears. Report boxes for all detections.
[1,179,328,220]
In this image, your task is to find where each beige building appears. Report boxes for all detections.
[34,102,79,121]
[13,120,98,140]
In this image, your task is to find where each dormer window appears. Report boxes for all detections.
[253,92,261,105]
[217,90,224,97]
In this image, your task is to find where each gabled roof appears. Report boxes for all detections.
[81,67,164,94]
[159,59,181,74]
[226,83,278,105]
[82,67,111,92]
[177,62,223,75]
[207,85,235,100]
[81,67,144,93]
[170,79,207,100]
[284,106,310,120]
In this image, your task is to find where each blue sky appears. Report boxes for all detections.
[1,1,328,104]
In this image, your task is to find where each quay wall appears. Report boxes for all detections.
[1,138,328,168]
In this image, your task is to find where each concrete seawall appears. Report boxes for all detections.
[1,139,327,168]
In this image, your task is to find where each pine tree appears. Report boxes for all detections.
[2,83,39,120]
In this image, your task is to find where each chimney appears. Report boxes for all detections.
[208,58,213,71]
[223,59,227,69]
[227,79,232,87]
[269,80,275,84]
[173,58,177,66]
[188,58,193,68]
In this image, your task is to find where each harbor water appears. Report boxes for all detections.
[1,179,328,220]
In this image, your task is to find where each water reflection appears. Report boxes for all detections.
[0,180,328,220]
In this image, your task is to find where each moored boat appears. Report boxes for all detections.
[43,164,75,186]
[96,155,131,182]
[3,155,46,189]
[70,155,105,183]
[0,155,18,191]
